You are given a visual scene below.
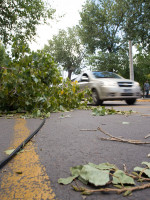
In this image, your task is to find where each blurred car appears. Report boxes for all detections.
[75,71,142,105]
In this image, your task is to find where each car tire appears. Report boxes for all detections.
[125,99,136,105]
[92,89,103,106]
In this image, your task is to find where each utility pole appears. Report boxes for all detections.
[129,40,134,80]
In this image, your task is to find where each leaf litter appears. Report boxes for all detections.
[57,108,150,197]
[58,162,150,197]
[92,106,134,116]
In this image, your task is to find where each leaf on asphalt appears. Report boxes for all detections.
[141,162,150,168]
[58,175,78,185]
[70,165,83,176]
[78,176,88,185]
[82,191,92,195]
[59,114,71,119]
[122,122,130,125]
[112,170,135,185]
[4,149,15,155]
[17,149,24,154]
[123,190,132,197]
[16,171,23,174]
[113,184,123,189]
[88,162,117,170]
[79,165,110,186]
[134,167,150,178]
[92,107,106,116]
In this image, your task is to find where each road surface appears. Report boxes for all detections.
[0,99,150,200]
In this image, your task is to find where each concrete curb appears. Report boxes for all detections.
[137,98,150,102]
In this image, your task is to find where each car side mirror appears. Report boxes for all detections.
[81,76,89,82]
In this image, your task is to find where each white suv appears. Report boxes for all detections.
[75,71,142,105]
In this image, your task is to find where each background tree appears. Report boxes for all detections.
[134,46,150,89]
[78,0,150,76]
[0,43,7,67]
[44,27,85,79]
[78,0,128,72]
[0,1,90,116]
[87,49,129,77]
[118,0,150,51]
[0,43,10,75]
[79,0,125,54]
[0,0,55,45]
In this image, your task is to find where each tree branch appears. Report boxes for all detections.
[97,127,150,145]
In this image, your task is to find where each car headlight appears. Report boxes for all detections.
[134,82,140,87]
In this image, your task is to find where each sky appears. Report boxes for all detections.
[30,0,86,51]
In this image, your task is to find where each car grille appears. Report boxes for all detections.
[121,93,133,96]
[118,82,133,87]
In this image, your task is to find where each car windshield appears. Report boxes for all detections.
[92,71,122,79]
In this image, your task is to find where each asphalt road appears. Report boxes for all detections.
[0,99,150,200]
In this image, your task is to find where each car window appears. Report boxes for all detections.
[81,73,89,82]
[92,71,122,79]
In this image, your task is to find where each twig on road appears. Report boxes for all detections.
[97,127,150,145]
[80,129,97,131]
[145,134,150,139]
[72,182,150,195]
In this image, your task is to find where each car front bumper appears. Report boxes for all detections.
[98,86,142,100]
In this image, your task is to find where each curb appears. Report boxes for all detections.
[137,98,150,102]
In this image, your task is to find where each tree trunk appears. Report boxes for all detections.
[68,69,73,80]
[129,40,134,80]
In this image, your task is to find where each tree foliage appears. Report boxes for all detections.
[134,47,150,89]
[78,0,150,75]
[0,50,59,113]
[119,0,150,50]
[0,43,8,67]
[0,47,90,116]
[87,47,129,75]
[79,0,150,53]
[44,27,85,79]
[78,0,125,54]
[0,0,55,45]
[78,0,130,73]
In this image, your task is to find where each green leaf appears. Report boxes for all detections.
[141,162,150,168]
[123,190,132,197]
[78,176,88,185]
[132,172,139,176]
[58,175,78,185]
[79,165,110,186]
[112,170,135,185]
[4,149,15,155]
[72,185,85,192]
[134,167,150,178]
[92,107,106,116]
[16,171,23,174]
[113,185,123,189]
[70,165,83,176]
[122,122,130,125]
[82,191,92,195]
[88,162,117,170]
[37,110,41,117]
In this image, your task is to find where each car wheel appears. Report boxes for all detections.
[92,89,103,106]
[125,99,136,105]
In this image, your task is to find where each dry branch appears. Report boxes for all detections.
[80,129,97,131]
[97,127,150,145]
[145,134,150,139]
[73,182,150,195]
